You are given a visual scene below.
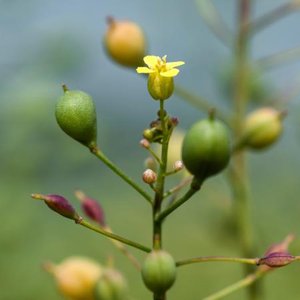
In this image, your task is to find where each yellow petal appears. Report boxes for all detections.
[166,61,185,69]
[161,68,180,77]
[143,55,159,68]
[136,67,155,74]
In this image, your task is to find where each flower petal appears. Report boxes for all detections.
[161,68,180,77]
[136,67,155,74]
[143,55,159,68]
[166,61,185,69]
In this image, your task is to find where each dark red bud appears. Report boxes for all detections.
[32,193,80,221]
[75,191,106,227]
[257,252,295,268]
[170,117,179,126]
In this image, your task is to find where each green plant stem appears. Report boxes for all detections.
[79,218,151,253]
[104,225,141,270]
[174,85,231,126]
[176,256,258,267]
[203,270,266,300]
[152,100,169,250]
[231,0,257,298]
[195,0,233,47]
[250,1,300,36]
[163,177,193,199]
[255,46,300,70]
[151,100,171,300]
[156,177,202,223]
[90,146,152,204]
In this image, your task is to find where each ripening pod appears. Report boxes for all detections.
[147,73,174,101]
[104,17,146,68]
[239,107,284,150]
[55,86,97,148]
[181,116,231,181]
[47,257,102,300]
[94,268,128,300]
[141,250,176,294]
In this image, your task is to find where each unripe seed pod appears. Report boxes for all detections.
[141,250,176,294]
[94,268,128,300]
[75,190,106,227]
[241,107,284,150]
[46,257,102,300]
[181,117,230,181]
[257,252,295,268]
[55,86,97,148]
[104,17,146,68]
[31,193,80,222]
[147,73,174,101]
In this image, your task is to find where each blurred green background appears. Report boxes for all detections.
[2,0,300,299]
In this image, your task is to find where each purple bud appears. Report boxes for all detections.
[257,252,295,268]
[75,191,106,227]
[32,193,80,221]
[170,117,179,126]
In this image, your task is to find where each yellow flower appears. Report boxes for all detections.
[136,55,185,100]
[137,55,185,77]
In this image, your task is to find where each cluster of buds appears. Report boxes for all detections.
[143,116,179,144]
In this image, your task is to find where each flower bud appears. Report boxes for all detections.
[148,73,174,101]
[173,160,184,172]
[144,157,157,172]
[142,169,157,184]
[75,190,106,227]
[104,17,146,68]
[141,250,176,294]
[55,86,97,148]
[257,252,295,268]
[46,257,102,300]
[181,116,231,181]
[140,138,150,149]
[94,268,128,300]
[31,193,80,221]
[240,107,284,150]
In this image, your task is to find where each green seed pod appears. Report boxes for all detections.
[147,73,174,101]
[141,250,176,294]
[94,268,128,300]
[55,87,97,148]
[240,107,284,150]
[181,117,230,180]
[104,17,146,68]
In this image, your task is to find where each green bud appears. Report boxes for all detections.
[141,250,176,294]
[94,268,128,300]
[147,73,174,101]
[181,116,231,181]
[55,86,97,148]
[240,107,284,150]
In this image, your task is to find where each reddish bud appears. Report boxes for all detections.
[75,191,106,227]
[32,193,80,221]
[257,252,295,268]
[142,169,157,184]
[140,138,150,149]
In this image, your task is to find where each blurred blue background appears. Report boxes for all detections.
[2,0,300,299]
